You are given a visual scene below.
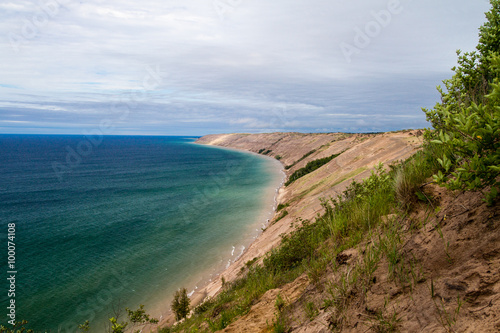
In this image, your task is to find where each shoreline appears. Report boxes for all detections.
[144,131,425,331]
[155,142,286,327]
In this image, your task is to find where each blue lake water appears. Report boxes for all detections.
[0,135,283,332]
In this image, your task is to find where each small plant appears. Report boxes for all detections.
[270,312,289,333]
[423,1,500,204]
[285,149,317,170]
[276,203,289,212]
[435,221,453,264]
[305,253,330,285]
[194,297,214,315]
[109,317,127,333]
[206,310,231,331]
[171,288,191,321]
[305,301,319,320]
[0,321,33,333]
[275,293,286,312]
[285,152,343,186]
[274,210,288,222]
[366,309,401,333]
[432,294,463,332]
[78,320,90,332]
[126,304,159,326]
[270,293,289,333]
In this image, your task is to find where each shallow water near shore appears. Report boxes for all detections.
[0,135,283,332]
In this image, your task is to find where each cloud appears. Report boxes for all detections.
[0,0,492,134]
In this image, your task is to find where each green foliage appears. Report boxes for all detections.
[194,297,215,315]
[126,304,159,325]
[285,152,343,186]
[78,320,90,332]
[109,317,128,333]
[171,288,191,321]
[0,321,33,333]
[285,149,316,169]
[264,214,332,272]
[275,293,286,312]
[166,164,415,332]
[478,0,500,78]
[106,305,158,333]
[275,155,282,160]
[206,310,231,331]
[429,84,500,197]
[305,302,319,320]
[393,148,442,209]
[274,209,288,222]
[423,1,500,203]
[367,310,401,333]
[257,148,272,155]
[276,202,289,211]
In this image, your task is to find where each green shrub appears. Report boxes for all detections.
[0,321,33,333]
[286,150,317,169]
[393,150,440,209]
[423,0,500,204]
[285,152,343,186]
[171,288,191,321]
[274,210,288,222]
[276,203,289,211]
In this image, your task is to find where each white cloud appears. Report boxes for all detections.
[0,0,492,134]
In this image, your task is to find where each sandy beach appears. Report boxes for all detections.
[155,131,423,330]
[154,143,286,327]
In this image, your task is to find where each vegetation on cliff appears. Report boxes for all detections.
[424,0,499,204]
[164,2,498,332]
[7,2,497,332]
[285,152,343,186]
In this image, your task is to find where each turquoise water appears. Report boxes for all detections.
[0,135,283,332]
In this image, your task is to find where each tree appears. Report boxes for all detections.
[0,321,33,333]
[423,0,500,204]
[78,320,90,332]
[171,288,191,321]
[108,305,158,333]
[109,317,128,333]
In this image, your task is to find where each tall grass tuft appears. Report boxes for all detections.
[394,146,444,210]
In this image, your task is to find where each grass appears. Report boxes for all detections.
[305,301,319,320]
[274,209,288,223]
[165,144,447,332]
[285,149,316,170]
[285,152,344,186]
[365,309,401,333]
[429,279,463,333]
[393,147,443,210]
[276,203,289,212]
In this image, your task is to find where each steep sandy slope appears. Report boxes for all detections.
[192,131,500,333]
[182,131,423,330]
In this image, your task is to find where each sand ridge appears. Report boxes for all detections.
[158,130,424,329]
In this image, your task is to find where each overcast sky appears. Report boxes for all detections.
[0,0,492,135]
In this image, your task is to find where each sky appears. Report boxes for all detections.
[0,0,492,135]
